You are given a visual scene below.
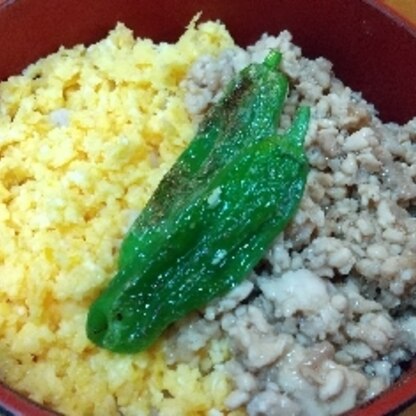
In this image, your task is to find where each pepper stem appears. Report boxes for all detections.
[263,50,282,69]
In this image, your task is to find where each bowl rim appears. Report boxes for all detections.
[0,0,415,415]
[366,0,416,37]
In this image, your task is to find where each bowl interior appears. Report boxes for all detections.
[1,0,416,123]
[0,0,415,415]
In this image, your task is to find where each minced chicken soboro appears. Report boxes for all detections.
[0,19,415,416]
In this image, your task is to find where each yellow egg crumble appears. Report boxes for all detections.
[0,20,243,416]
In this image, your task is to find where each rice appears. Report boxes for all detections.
[0,17,415,416]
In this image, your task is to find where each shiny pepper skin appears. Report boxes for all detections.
[86,51,310,353]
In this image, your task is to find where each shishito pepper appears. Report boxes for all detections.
[86,51,310,353]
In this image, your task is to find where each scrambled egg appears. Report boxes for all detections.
[0,20,242,416]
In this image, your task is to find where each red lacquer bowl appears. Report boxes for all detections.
[0,1,415,415]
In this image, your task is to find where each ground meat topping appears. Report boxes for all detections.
[168,29,416,416]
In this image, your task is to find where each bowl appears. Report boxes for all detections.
[0,0,415,415]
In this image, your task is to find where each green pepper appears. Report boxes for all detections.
[86,52,310,353]
[117,51,288,270]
